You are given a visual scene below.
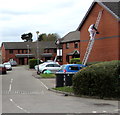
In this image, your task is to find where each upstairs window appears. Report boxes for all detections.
[18,50,20,53]
[66,43,69,49]
[22,50,24,53]
[74,42,79,48]
[9,50,13,54]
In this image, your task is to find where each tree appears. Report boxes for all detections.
[21,32,33,42]
[38,33,47,41]
[38,33,60,41]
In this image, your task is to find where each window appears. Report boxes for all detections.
[66,55,69,63]
[22,50,24,53]
[47,49,49,53]
[46,64,54,67]
[74,42,78,48]
[57,56,62,62]
[9,50,13,54]
[66,43,69,49]
[54,64,60,67]
[69,66,79,70]
[18,50,20,53]
[54,49,57,53]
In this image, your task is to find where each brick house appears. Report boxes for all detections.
[61,31,80,64]
[1,41,57,65]
[1,42,35,65]
[40,42,57,62]
[77,1,120,62]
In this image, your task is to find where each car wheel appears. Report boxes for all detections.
[42,70,47,74]
[37,71,41,75]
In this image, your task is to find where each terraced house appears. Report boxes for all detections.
[1,41,57,65]
[61,31,80,64]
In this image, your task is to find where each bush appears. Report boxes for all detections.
[70,58,81,64]
[73,60,120,99]
[86,61,102,66]
[29,59,42,69]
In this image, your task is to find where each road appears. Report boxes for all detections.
[1,66,119,114]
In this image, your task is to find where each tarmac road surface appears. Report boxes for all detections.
[1,66,119,114]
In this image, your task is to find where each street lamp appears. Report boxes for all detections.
[36,31,39,65]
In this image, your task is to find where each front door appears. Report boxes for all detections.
[19,58,24,65]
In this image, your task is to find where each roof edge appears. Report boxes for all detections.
[61,31,80,43]
[96,0,120,21]
[77,1,120,31]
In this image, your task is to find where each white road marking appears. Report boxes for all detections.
[39,80,49,90]
[8,79,13,93]
[9,98,30,113]
[103,110,107,113]
[10,79,13,83]
[8,84,12,92]
[92,111,97,113]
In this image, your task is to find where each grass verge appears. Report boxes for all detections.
[40,73,56,78]
[53,86,73,93]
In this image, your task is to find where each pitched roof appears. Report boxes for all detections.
[38,41,57,49]
[61,31,80,43]
[77,1,120,31]
[2,42,35,50]
[2,41,57,50]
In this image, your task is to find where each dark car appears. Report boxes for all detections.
[58,64,86,73]
[0,64,7,75]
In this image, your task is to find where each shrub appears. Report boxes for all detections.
[29,59,42,69]
[86,61,102,66]
[70,58,81,64]
[73,60,120,99]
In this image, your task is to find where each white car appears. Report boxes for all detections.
[3,62,12,71]
[37,62,61,74]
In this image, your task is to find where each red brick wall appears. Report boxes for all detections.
[1,46,29,64]
[80,3,120,62]
[5,50,18,62]
[62,42,80,64]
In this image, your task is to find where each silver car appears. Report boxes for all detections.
[3,62,12,71]
[37,62,60,74]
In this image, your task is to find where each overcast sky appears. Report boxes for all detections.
[0,0,96,44]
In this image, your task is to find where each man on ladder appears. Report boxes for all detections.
[88,24,99,40]
[82,10,103,65]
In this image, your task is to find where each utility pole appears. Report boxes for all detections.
[36,31,39,65]
[27,45,29,64]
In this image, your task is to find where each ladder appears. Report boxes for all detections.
[82,10,103,65]
[54,55,57,62]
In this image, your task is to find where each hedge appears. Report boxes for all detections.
[29,59,42,69]
[70,58,81,64]
[73,60,120,99]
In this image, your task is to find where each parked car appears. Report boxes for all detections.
[37,62,61,74]
[58,64,86,73]
[9,60,17,66]
[3,62,12,71]
[0,64,7,75]
[35,65,39,71]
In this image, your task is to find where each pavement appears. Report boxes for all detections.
[32,70,56,89]
[32,70,75,96]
